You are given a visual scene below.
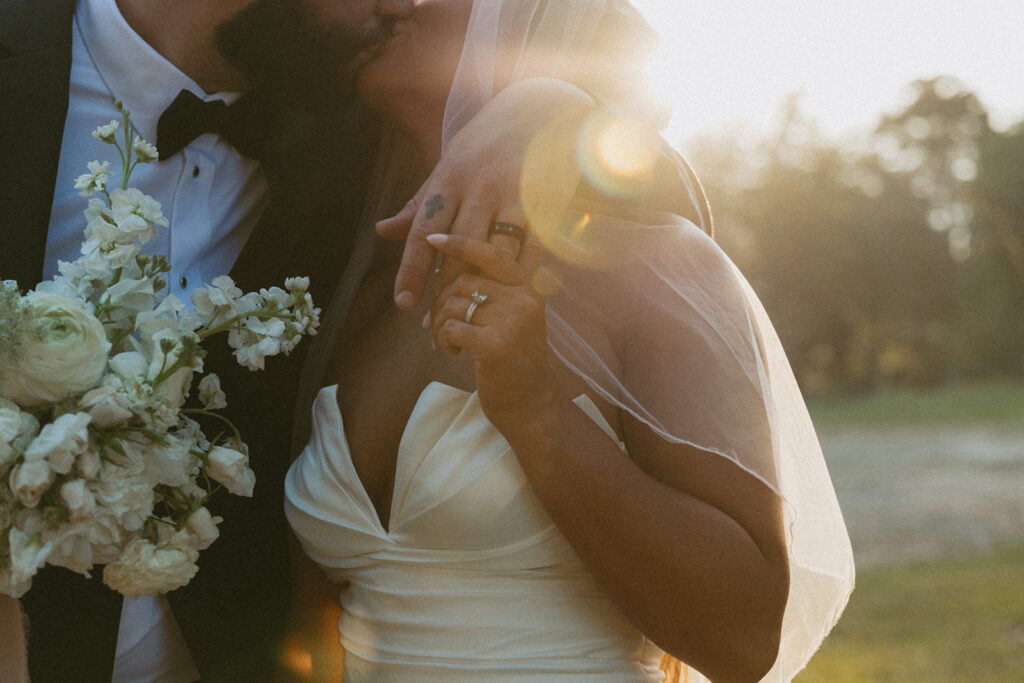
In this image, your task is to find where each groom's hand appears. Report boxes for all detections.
[376,77,593,310]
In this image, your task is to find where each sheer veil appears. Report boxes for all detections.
[441,1,855,681]
[294,1,853,680]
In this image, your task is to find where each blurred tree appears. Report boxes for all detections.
[686,79,1023,395]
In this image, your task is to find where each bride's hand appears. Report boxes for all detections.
[376,78,593,311]
[424,232,561,428]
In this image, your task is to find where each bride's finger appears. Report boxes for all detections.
[430,291,487,355]
[425,233,524,285]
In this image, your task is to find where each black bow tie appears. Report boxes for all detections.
[156,89,270,161]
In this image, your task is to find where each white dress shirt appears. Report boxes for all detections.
[43,0,271,681]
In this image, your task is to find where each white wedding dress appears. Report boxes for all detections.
[285,382,673,682]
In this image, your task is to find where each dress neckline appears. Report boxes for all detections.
[316,381,472,535]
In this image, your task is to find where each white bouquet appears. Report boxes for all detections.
[0,102,319,598]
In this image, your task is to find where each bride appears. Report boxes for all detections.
[284,1,854,681]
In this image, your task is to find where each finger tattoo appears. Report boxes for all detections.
[425,194,445,220]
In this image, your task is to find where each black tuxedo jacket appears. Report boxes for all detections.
[1,1,378,680]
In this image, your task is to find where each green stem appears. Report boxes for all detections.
[197,302,299,340]
[181,408,243,444]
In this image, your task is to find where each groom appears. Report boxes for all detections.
[0,0,603,681]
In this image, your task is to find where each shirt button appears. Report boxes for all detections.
[179,276,188,288]
[192,166,200,178]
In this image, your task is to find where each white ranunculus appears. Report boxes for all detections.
[205,445,255,497]
[185,507,221,550]
[9,460,55,507]
[23,412,92,475]
[102,532,199,597]
[0,291,110,407]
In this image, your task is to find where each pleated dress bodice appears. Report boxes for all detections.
[285,382,666,681]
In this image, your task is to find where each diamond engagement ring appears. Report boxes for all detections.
[465,291,488,324]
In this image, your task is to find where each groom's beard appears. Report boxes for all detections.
[215,0,394,112]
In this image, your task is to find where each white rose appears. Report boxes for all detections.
[9,460,54,507]
[0,398,22,467]
[102,534,199,597]
[60,479,97,524]
[0,291,110,407]
[79,381,133,428]
[197,374,227,410]
[144,434,199,487]
[77,448,102,480]
[205,445,255,497]
[185,507,221,550]
[109,351,149,382]
[24,412,92,474]
[48,532,95,576]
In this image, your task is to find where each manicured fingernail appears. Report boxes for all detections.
[395,290,415,310]
[426,234,447,246]
[422,312,431,328]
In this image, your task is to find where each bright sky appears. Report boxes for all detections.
[631,0,1024,144]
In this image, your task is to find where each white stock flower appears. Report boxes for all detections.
[74,160,111,197]
[109,187,167,243]
[185,507,221,550]
[197,374,227,410]
[136,295,201,342]
[8,460,54,507]
[92,120,119,143]
[4,527,53,598]
[205,445,255,497]
[102,532,199,597]
[23,412,92,475]
[0,291,110,407]
[102,276,160,321]
[132,135,158,163]
[191,275,248,327]
[60,479,97,524]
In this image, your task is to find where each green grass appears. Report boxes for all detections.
[796,543,1024,682]
[806,380,1024,427]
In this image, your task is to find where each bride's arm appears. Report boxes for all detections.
[425,234,789,683]
[0,594,29,683]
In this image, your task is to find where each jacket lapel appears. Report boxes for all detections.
[0,0,76,289]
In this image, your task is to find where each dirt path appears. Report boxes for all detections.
[818,423,1024,569]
